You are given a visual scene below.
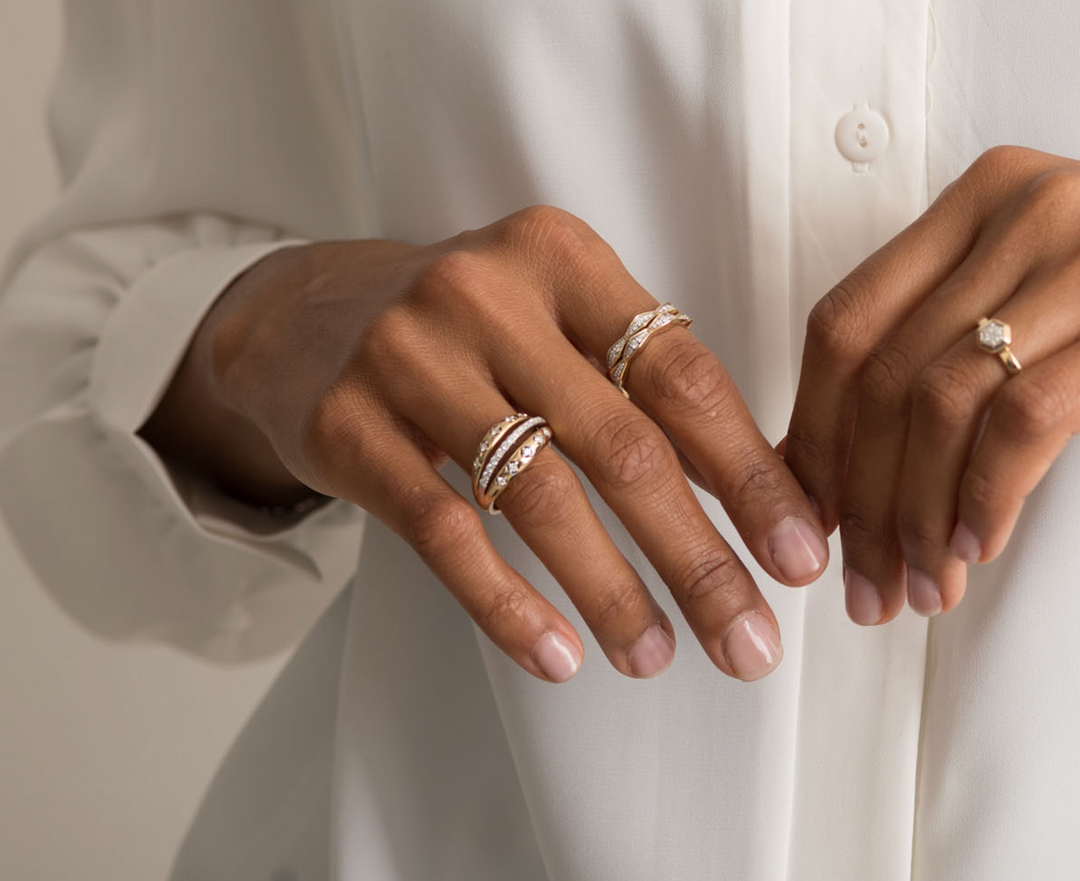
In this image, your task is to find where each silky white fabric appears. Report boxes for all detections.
[2,1,1079,879]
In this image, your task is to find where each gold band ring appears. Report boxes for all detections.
[976,317,1022,376]
[472,413,554,514]
[606,302,694,397]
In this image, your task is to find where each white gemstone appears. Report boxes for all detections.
[496,476,507,486]
[979,320,1007,350]
[624,328,649,355]
[626,310,654,335]
[607,338,627,368]
[650,313,674,329]
[480,417,545,490]
[612,361,628,383]
[521,445,534,458]
[507,461,519,474]
[479,441,488,452]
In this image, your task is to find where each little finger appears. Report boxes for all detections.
[953,341,1080,565]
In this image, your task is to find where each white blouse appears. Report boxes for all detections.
[2,1,1080,879]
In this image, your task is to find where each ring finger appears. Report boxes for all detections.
[897,260,1080,613]
[390,363,679,680]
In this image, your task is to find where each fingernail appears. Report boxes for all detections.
[627,623,676,678]
[721,612,783,681]
[906,568,942,617]
[950,521,982,564]
[768,516,828,582]
[844,567,882,626]
[532,631,582,683]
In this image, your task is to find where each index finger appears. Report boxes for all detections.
[783,183,982,532]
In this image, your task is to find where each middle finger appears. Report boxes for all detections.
[498,330,784,682]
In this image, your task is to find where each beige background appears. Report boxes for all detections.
[0,5,289,878]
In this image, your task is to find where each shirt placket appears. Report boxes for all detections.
[785,2,933,880]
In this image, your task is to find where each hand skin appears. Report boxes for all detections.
[139,206,830,683]
[785,146,1080,625]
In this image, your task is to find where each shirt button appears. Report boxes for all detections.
[835,105,890,165]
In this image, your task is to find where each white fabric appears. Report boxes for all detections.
[1,1,1079,878]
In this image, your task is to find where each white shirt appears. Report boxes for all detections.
[3,1,1080,879]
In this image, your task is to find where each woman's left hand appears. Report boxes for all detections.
[784,145,1080,625]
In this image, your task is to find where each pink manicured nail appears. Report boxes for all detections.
[532,631,582,683]
[721,612,783,681]
[844,568,882,626]
[768,516,828,582]
[950,521,982,564]
[627,623,676,678]
[906,569,942,617]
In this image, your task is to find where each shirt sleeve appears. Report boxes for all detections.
[0,0,373,662]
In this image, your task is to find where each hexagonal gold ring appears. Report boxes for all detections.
[976,317,1022,376]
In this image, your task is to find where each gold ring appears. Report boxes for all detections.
[472,413,554,514]
[606,302,694,397]
[976,317,1022,376]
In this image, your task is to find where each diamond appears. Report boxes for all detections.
[521,445,534,458]
[607,338,627,368]
[623,328,650,356]
[650,312,674,330]
[978,319,1009,351]
[496,476,507,486]
[507,461,520,474]
[480,416,545,491]
[611,361,628,383]
[626,310,655,335]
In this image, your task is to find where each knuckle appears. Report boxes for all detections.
[589,581,644,630]
[590,411,673,491]
[838,505,887,552]
[1023,168,1080,217]
[968,145,1025,181]
[727,454,787,510]
[403,495,480,561]
[806,276,869,358]
[500,457,578,530]
[859,346,916,414]
[784,422,831,476]
[479,584,534,632]
[298,381,366,462]
[647,336,732,415]
[961,467,998,514]
[895,511,942,556]
[993,375,1072,438]
[676,549,743,606]
[911,361,978,430]
[355,306,419,366]
[411,248,491,304]
[496,204,594,260]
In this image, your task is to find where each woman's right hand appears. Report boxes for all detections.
[141,206,828,683]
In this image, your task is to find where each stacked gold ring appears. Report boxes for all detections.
[975,317,1022,376]
[471,413,555,514]
[606,302,694,397]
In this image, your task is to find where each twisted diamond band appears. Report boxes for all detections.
[606,302,694,397]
